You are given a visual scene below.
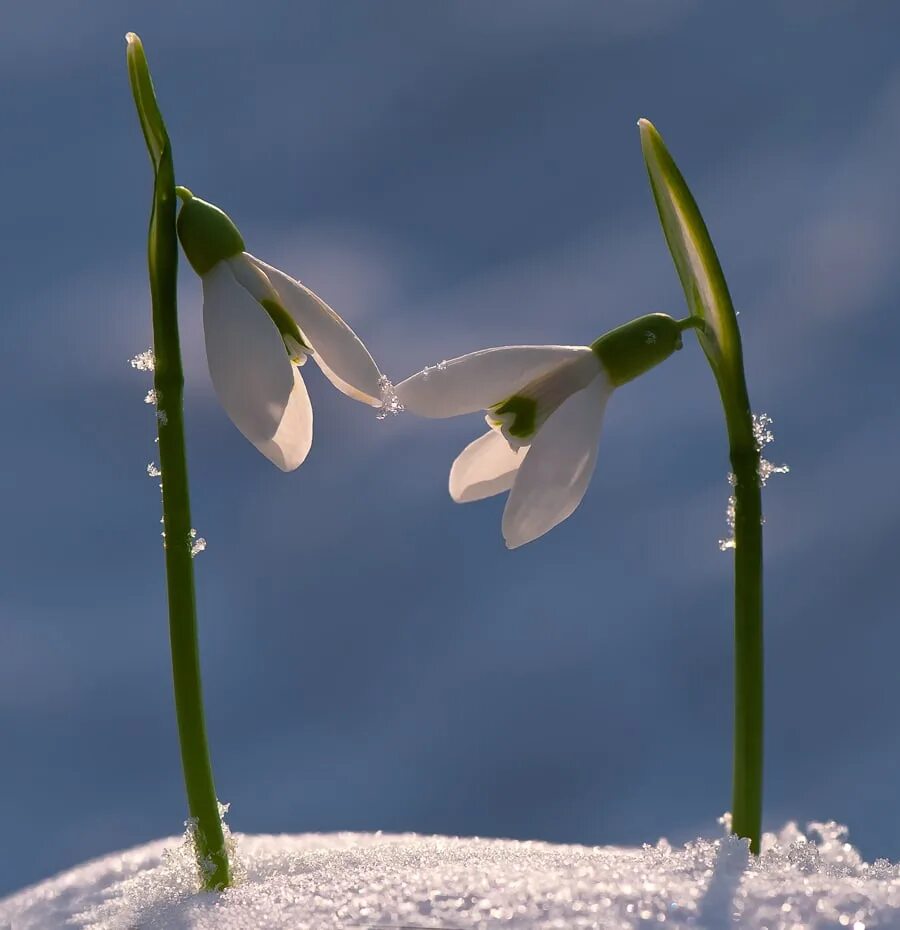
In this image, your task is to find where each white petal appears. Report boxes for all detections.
[227,252,280,303]
[254,366,313,471]
[395,345,591,418]
[449,430,528,503]
[247,255,383,406]
[203,262,312,471]
[501,375,611,548]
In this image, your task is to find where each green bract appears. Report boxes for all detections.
[638,120,751,436]
[176,190,245,275]
[591,313,683,387]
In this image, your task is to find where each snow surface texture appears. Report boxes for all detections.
[2,821,899,929]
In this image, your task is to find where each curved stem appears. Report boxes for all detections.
[126,33,230,889]
[639,120,764,854]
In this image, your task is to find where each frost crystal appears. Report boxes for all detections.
[146,462,162,478]
[6,821,900,930]
[376,375,404,420]
[754,413,790,485]
[129,349,155,372]
[189,529,207,558]
[719,413,789,551]
[144,389,158,406]
[180,801,241,888]
[719,473,738,552]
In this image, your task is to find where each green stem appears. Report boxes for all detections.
[126,33,230,889]
[723,389,764,854]
[638,120,764,854]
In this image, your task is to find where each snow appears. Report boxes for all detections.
[2,822,900,929]
[377,374,404,419]
[719,413,789,551]
[129,350,155,372]
[189,528,207,558]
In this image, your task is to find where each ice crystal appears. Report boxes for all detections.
[129,349,155,372]
[376,375,404,419]
[144,389,158,406]
[146,462,162,478]
[720,413,789,551]
[189,528,207,558]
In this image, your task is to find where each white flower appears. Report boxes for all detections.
[176,190,383,471]
[395,315,686,548]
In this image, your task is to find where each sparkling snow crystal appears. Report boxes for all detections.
[377,375,404,420]
[3,821,900,929]
[129,349,155,372]
[189,528,207,558]
[719,412,789,551]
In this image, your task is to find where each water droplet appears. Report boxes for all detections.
[420,360,448,381]
[129,349,155,372]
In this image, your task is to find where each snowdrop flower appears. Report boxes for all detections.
[395,314,689,548]
[175,188,383,470]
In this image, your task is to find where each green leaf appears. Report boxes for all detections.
[638,119,747,418]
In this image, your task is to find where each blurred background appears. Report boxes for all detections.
[2,0,900,895]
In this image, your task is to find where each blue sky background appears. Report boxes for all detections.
[2,0,900,896]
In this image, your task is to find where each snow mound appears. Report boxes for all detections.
[2,822,899,929]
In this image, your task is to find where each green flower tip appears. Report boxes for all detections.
[125,31,168,167]
[637,118,667,177]
[591,313,684,387]
[176,195,245,276]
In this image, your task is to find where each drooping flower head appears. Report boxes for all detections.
[395,314,687,548]
[176,189,384,470]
